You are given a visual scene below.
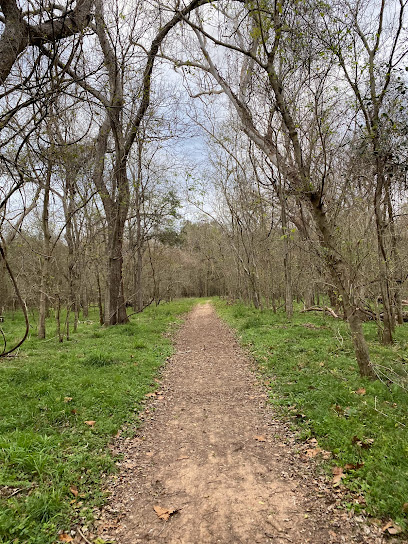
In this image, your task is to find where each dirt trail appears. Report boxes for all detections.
[96,302,387,544]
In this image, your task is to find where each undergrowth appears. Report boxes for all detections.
[216,299,408,530]
[0,299,196,544]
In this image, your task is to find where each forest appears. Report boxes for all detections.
[1,0,408,542]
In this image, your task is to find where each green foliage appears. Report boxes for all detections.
[0,300,196,543]
[216,299,408,529]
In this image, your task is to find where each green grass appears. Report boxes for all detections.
[216,299,408,529]
[0,300,196,544]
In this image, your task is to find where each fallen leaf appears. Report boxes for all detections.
[58,535,73,542]
[153,505,176,521]
[402,503,408,513]
[145,393,156,398]
[84,420,95,427]
[352,436,374,449]
[64,397,73,403]
[305,447,332,459]
[332,466,345,484]
[356,388,366,395]
[253,435,267,442]
[306,448,322,458]
[71,409,78,415]
[176,455,189,460]
[344,463,364,471]
[156,391,164,395]
[69,485,78,497]
[382,521,403,535]
[145,451,154,457]
[157,396,165,400]
[361,438,374,449]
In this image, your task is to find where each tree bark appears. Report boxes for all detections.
[280,192,293,318]
[374,163,394,344]
[38,163,51,339]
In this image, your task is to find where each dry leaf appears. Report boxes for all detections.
[64,397,73,403]
[382,521,403,535]
[306,448,321,458]
[84,420,95,427]
[402,503,408,513]
[344,462,364,471]
[153,505,176,521]
[356,388,366,395]
[332,466,345,484]
[305,447,332,459]
[176,455,189,461]
[156,391,164,395]
[352,436,374,449]
[69,485,78,497]
[58,535,73,542]
[253,435,267,442]
[145,393,156,398]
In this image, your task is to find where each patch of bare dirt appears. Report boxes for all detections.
[92,302,398,544]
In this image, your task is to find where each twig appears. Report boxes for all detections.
[77,527,92,544]
[0,326,6,354]
[8,487,23,498]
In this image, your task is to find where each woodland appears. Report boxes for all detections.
[1,0,408,373]
[1,0,408,541]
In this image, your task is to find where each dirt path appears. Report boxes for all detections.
[95,302,388,544]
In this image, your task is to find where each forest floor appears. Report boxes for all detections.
[94,302,396,544]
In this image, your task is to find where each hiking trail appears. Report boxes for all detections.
[96,302,389,544]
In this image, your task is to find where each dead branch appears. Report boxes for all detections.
[301,306,340,319]
[0,241,29,357]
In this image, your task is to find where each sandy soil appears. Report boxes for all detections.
[94,302,395,544]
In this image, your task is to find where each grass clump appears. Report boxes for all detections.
[0,299,196,544]
[216,299,408,530]
[82,353,118,367]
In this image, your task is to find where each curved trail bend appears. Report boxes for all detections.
[98,302,387,544]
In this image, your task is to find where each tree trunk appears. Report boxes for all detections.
[64,174,80,334]
[309,194,375,378]
[385,184,403,325]
[97,272,104,326]
[55,294,63,343]
[374,166,394,344]
[38,164,52,339]
[280,189,293,318]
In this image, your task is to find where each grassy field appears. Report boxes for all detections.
[216,299,408,531]
[0,300,196,544]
